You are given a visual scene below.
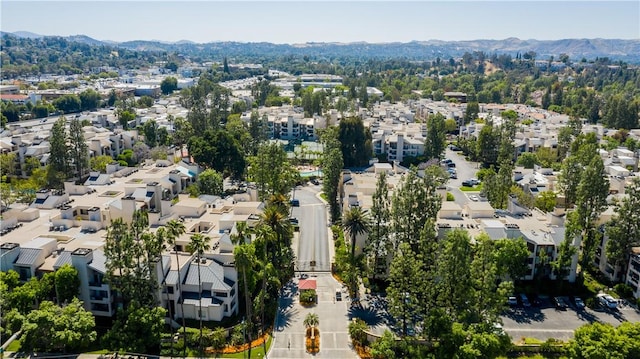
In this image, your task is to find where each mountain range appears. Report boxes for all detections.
[3,31,639,62]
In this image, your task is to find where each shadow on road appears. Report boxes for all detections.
[503,308,546,323]
[576,309,601,324]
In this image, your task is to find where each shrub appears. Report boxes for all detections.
[614,283,634,299]
[300,289,317,304]
[348,319,369,346]
[446,192,455,201]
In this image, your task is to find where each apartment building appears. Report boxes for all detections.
[0,161,262,321]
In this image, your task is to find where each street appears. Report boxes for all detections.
[291,185,330,272]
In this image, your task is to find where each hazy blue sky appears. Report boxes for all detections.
[2,1,639,43]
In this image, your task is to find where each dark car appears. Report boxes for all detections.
[289,217,299,224]
[290,199,300,207]
[554,297,568,310]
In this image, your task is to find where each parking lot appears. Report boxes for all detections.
[501,296,640,342]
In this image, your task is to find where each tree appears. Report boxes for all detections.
[47,116,69,188]
[494,237,530,281]
[568,322,640,359]
[535,190,557,212]
[321,127,344,223]
[165,219,188,356]
[248,142,297,201]
[388,243,424,336]
[137,95,154,108]
[54,264,80,304]
[368,171,391,278]
[143,119,158,148]
[233,243,257,359]
[188,129,246,179]
[196,168,223,196]
[339,117,372,167]
[79,89,101,110]
[464,101,479,124]
[551,238,577,291]
[515,152,538,168]
[0,152,16,179]
[304,312,319,331]
[436,229,473,323]
[90,155,113,173]
[53,94,81,113]
[104,303,166,354]
[391,166,442,249]
[605,178,640,277]
[425,113,446,159]
[342,206,371,261]
[69,118,89,181]
[117,109,135,129]
[161,76,178,95]
[20,299,96,353]
[186,233,211,357]
[575,155,609,268]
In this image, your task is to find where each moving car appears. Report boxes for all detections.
[290,199,300,207]
[336,289,342,301]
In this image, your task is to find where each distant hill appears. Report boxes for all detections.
[3,31,640,62]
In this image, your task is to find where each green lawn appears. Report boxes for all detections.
[459,184,483,192]
[6,338,21,352]
[319,192,328,202]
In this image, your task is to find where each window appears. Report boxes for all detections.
[168,286,174,294]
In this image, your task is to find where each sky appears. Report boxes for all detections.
[1,1,639,44]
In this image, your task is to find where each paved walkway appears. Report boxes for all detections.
[268,274,358,358]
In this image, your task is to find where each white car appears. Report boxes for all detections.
[469,195,479,201]
[597,293,618,309]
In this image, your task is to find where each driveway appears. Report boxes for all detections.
[269,273,358,358]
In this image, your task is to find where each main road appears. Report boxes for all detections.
[268,183,357,358]
[291,184,331,272]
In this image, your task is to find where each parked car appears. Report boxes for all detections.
[597,294,618,309]
[469,195,479,201]
[554,297,568,310]
[289,217,299,224]
[519,293,531,307]
[300,273,309,279]
[573,296,585,309]
[310,179,320,185]
[336,289,342,301]
[508,296,518,307]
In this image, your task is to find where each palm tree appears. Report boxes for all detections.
[304,312,320,346]
[165,219,187,356]
[187,233,211,358]
[253,224,279,349]
[342,206,371,261]
[155,227,175,357]
[234,243,257,359]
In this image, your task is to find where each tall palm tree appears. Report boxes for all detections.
[342,206,371,261]
[253,224,278,347]
[187,233,211,359]
[234,243,257,359]
[165,219,187,357]
[155,227,175,357]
